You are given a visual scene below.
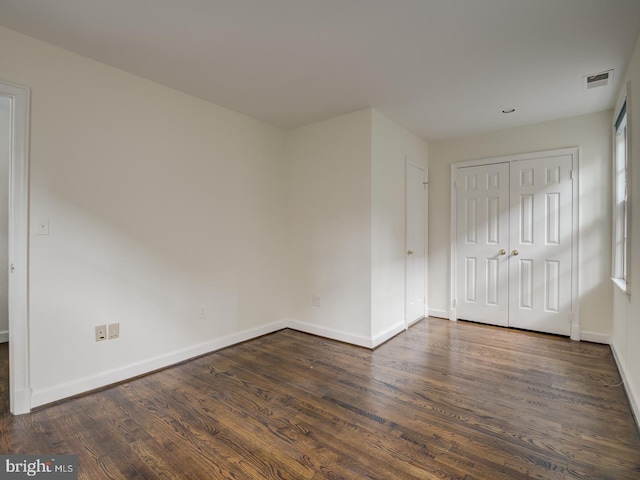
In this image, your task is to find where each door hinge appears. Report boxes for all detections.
[570,170,574,180]
[10,264,15,273]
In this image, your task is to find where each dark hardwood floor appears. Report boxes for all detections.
[1,318,639,479]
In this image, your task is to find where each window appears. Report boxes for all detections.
[612,97,629,293]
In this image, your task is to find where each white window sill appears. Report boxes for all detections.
[611,277,629,296]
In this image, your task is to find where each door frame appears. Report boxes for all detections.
[405,158,428,329]
[449,147,580,340]
[1,80,31,414]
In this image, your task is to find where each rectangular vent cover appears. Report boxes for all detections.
[583,70,613,89]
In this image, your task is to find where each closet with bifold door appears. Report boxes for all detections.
[451,148,578,337]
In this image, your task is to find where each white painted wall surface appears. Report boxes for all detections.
[428,110,613,338]
[0,26,289,406]
[286,109,373,345]
[371,110,428,343]
[612,31,640,427]
[0,97,9,341]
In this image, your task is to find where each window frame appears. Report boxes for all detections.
[612,89,631,295]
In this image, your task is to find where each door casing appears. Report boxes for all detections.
[1,80,31,414]
[450,147,580,340]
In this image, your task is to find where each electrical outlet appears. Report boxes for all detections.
[312,295,322,307]
[95,325,107,342]
[200,306,206,319]
[108,323,120,339]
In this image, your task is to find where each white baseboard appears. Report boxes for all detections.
[286,320,373,348]
[428,308,449,319]
[30,320,288,408]
[371,321,406,348]
[570,323,581,341]
[12,387,32,415]
[0,330,8,343]
[579,330,611,344]
[611,341,640,433]
[407,316,423,328]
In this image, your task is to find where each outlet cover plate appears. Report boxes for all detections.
[95,325,106,342]
[108,323,120,339]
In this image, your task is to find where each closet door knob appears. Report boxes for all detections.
[499,249,506,255]
[512,250,519,256]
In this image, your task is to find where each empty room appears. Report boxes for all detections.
[1,0,640,478]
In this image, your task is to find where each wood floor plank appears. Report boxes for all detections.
[1,319,639,479]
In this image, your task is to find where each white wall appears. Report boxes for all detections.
[286,109,373,345]
[371,110,428,343]
[285,109,428,347]
[428,110,613,339]
[0,26,430,407]
[0,97,9,342]
[612,31,640,427]
[0,26,290,406]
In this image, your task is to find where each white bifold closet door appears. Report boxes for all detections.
[456,155,573,336]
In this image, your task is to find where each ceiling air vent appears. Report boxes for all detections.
[583,70,614,90]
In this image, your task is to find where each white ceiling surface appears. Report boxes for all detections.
[1,0,639,141]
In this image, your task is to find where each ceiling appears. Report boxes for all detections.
[1,0,639,141]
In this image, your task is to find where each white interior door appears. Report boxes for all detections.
[406,162,426,325]
[456,163,510,326]
[454,153,574,336]
[508,155,573,335]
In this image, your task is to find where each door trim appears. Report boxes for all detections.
[450,147,580,340]
[1,80,31,414]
